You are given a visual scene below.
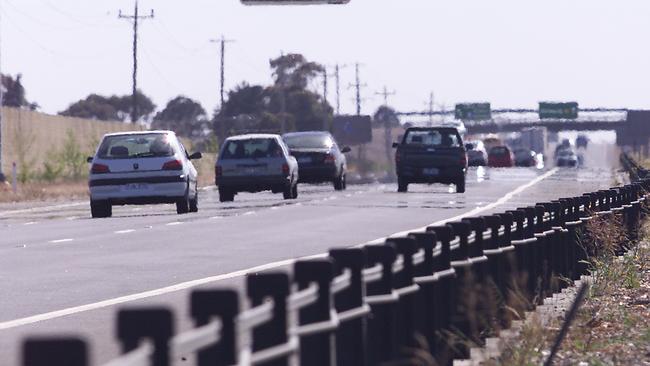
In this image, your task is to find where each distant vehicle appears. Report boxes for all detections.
[441,120,467,136]
[488,146,514,167]
[393,127,468,193]
[576,134,589,149]
[554,138,573,158]
[465,140,487,166]
[556,149,579,167]
[483,134,503,152]
[282,131,350,190]
[215,134,299,202]
[513,148,537,167]
[87,131,202,218]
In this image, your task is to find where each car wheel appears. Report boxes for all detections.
[291,183,299,199]
[397,177,408,193]
[456,178,466,193]
[334,172,346,191]
[219,188,234,202]
[189,195,198,213]
[90,200,112,218]
[283,183,293,200]
[176,196,190,214]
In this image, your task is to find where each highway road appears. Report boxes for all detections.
[0,164,618,365]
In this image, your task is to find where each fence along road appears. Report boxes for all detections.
[0,166,615,364]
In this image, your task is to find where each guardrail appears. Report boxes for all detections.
[22,158,650,366]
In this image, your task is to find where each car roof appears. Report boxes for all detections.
[282,131,331,137]
[406,126,459,132]
[103,130,174,138]
[225,133,281,141]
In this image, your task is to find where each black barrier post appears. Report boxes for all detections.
[482,215,506,312]
[522,207,539,302]
[496,212,516,329]
[447,221,479,358]
[294,259,336,366]
[247,273,291,366]
[365,244,398,365]
[329,248,368,366]
[22,338,88,366]
[409,232,440,354]
[388,237,419,353]
[191,290,239,366]
[534,205,548,303]
[117,308,174,366]
[427,225,456,365]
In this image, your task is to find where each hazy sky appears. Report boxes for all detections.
[2,0,650,117]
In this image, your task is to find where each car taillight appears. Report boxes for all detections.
[215,165,222,177]
[395,151,401,164]
[162,159,183,170]
[91,163,110,174]
[324,154,335,164]
[282,163,290,175]
[461,154,467,166]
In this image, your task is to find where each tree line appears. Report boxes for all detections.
[3,53,401,143]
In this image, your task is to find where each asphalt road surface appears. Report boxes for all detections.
[0,164,618,365]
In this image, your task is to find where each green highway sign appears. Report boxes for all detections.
[454,103,491,121]
[539,102,579,119]
[241,0,349,4]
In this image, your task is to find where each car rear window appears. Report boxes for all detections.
[283,134,334,149]
[403,130,460,147]
[221,138,283,159]
[97,133,176,159]
[490,147,510,156]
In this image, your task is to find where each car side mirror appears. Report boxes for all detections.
[341,146,352,153]
[392,142,400,148]
[86,156,93,163]
[188,152,202,160]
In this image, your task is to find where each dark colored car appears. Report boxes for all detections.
[465,141,487,166]
[513,148,536,167]
[556,149,579,167]
[488,146,514,167]
[576,134,589,149]
[393,127,468,193]
[282,131,351,190]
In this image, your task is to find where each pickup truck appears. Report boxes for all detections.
[393,127,468,193]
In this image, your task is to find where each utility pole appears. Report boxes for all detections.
[210,36,235,108]
[332,63,348,115]
[375,86,396,106]
[119,0,154,123]
[322,68,328,106]
[349,63,366,116]
[427,92,435,126]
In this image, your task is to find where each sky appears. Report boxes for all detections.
[2,0,650,118]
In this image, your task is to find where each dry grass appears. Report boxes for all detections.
[0,180,88,203]
[489,215,650,366]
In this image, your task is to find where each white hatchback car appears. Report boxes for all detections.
[87,131,202,218]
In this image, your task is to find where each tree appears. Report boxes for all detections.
[373,105,400,128]
[2,73,38,110]
[151,96,207,137]
[59,90,156,122]
[213,53,333,138]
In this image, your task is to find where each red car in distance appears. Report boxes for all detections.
[488,146,514,167]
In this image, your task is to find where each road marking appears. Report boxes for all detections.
[242,211,256,216]
[0,202,86,217]
[0,168,558,330]
[23,222,37,226]
[165,222,183,226]
[114,229,135,234]
[49,238,74,244]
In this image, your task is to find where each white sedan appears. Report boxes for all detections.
[87,130,202,218]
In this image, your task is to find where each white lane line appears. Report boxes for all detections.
[0,168,558,330]
[23,222,37,226]
[166,222,183,226]
[49,238,74,244]
[242,211,256,216]
[114,229,135,234]
[0,202,86,217]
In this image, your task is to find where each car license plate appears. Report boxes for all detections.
[298,157,312,164]
[123,183,149,191]
[423,168,439,176]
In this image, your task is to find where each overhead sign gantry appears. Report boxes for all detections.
[241,0,349,4]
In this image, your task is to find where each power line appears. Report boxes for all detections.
[375,85,396,106]
[118,0,154,123]
[210,36,235,109]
